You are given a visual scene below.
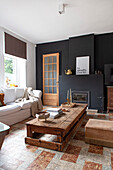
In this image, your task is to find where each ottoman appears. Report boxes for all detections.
[85,119,113,147]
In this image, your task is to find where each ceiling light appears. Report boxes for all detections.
[58,3,65,14]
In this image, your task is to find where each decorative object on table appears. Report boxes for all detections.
[66,88,72,105]
[64,69,72,75]
[62,108,70,112]
[36,112,50,121]
[76,56,90,75]
[6,77,10,87]
[61,102,76,108]
[47,108,63,118]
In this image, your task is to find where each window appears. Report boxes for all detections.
[4,56,16,85]
[4,55,26,87]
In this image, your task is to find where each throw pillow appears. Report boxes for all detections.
[0,93,6,107]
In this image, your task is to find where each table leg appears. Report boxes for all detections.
[27,125,32,137]
[57,135,63,143]
[0,136,5,150]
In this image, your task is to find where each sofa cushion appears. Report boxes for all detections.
[15,88,25,99]
[0,93,6,106]
[33,90,42,99]
[2,88,16,104]
[8,100,31,110]
[0,104,21,116]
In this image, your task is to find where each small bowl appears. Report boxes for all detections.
[36,112,50,121]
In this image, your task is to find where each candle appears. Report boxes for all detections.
[70,88,71,98]
[67,90,69,99]
[70,88,72,104]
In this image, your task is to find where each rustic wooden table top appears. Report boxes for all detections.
[26,104,87,132]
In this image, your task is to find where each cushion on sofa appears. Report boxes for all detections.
[15,88,25,99]
[0,93,6,106]
[2,88,16,104]
[0,104,21,116]
[8,100,31,110]
[33,90,42,99]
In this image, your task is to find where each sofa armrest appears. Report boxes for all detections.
[33,90,42,99]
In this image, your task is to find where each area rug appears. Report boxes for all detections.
[0,113,113,170]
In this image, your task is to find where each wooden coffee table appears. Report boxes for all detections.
[25,104,87,151]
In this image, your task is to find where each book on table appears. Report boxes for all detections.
[47,108,63,118]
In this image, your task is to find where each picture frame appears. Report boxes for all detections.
[76,56,90,75]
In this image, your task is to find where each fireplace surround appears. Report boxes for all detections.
[72,91,90,107]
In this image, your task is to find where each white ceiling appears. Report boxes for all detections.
[0,0,113,44]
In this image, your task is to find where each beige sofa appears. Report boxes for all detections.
[0,88,42,126]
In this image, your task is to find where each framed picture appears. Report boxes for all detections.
[76,56,90,75]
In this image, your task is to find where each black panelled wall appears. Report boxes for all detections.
[36,40,69,90]
[69,34,94,74]
[59,75,104,110]
[36,33,113,111]
[94,33,113,109]
[95,33,113,72]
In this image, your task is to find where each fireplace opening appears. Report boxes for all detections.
[72,91,90,107]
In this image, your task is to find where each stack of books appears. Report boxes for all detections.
[47,108,63,119]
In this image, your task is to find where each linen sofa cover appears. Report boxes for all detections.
[0,87,42,126]
[8,101,31,110]
[3,88,16,104]
[15,88,25,99]
[0,104,21,116]
[0,109,31,126]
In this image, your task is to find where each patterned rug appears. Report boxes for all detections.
[0,112,113,170]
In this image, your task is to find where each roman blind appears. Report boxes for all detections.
[5,32,27,59]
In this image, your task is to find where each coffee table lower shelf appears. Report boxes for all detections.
[25,113,85,151]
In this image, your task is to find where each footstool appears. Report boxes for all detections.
[85,119,113,147]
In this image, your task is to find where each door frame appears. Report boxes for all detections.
[43,53,59,106]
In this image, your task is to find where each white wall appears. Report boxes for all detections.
[26,42,36,89]
[0,27,4,87]
[0,27,36,89]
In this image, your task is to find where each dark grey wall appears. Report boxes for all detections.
[36,40,69,91]
[95,32,113,72]
[59,75,104,110]
[94,33,113,109]
[36,32,113,110]
[69,34,94,74]
[36,34,95,90]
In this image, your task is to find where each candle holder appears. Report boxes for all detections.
[66,88,72,105]
[67,98,70,105]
